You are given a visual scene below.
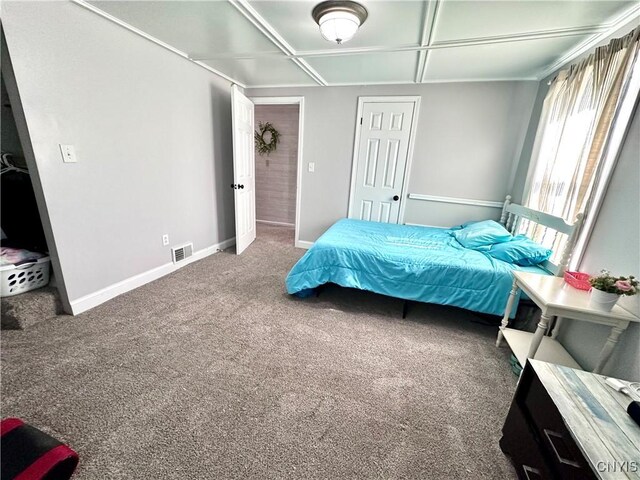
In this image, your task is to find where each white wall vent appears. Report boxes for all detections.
[171,243,193,264]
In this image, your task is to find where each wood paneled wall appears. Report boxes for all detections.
[254,104,299,225]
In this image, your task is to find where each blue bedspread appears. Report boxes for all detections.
[286,219,545,316]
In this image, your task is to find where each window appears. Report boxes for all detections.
[522,26,640,268]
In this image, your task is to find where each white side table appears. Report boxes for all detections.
[496,271,640,373]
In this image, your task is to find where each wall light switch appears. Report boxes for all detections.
[308,162,315,173]
[59,144,77,163]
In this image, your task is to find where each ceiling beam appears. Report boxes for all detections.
[192,24,607,62]
[300,25,604,57]
[193,46,421,61]
[70,0,245,87]
[431,25,607,48]
[415,0,439,83]
[227,0,328,86]
[70,0,639,89]
[418,0,441,83]
[305,77,539,87]
[536,3,640,80]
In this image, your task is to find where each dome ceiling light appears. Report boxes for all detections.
[312,1,368,45]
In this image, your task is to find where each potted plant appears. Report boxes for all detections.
[588,270,638,311]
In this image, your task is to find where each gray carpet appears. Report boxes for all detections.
[1,224,517,479]
[2,286,63,330]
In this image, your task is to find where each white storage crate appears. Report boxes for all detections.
[0,256,50,297]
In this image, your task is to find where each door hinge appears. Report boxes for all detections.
[360,118,363,125]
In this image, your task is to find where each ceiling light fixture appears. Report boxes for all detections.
[312,1,368,45]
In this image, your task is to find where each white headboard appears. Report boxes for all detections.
[499,195,584,276]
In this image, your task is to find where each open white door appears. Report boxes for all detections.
[231,85,256,254]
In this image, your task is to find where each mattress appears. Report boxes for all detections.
[285,218,549,316]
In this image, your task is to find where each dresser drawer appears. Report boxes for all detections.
[522,376,595,480]
[503,361,638,480]
[501,428,554,479]
[501,399,554,479]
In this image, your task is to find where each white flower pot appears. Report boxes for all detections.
[589,288,620,311]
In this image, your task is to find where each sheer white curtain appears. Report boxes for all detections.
[522,26,640,265]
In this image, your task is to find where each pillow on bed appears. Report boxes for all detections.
[486,235,552,266]
[449,220,493,231]
[449,220,476,231]
[451,220,512,248]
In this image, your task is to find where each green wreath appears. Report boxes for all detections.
[255,122,280,156]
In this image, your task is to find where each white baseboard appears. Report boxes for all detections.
[295,240,314,250]
[257,219,294,228]
[215,237,236,251]
[69,237,236,315]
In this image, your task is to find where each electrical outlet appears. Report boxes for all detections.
[59,144,77,163]
[162,234,169,246]
[308,162,315,173]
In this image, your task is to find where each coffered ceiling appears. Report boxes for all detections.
[81,0,640,88]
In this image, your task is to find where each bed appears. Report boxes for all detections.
[285,196,583,317]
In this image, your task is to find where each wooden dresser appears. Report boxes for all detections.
[500,360,640,479]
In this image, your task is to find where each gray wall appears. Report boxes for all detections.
[254,105,299,225]
[247,82,538,241]
[510,21,640,379]
[2,1,235,311]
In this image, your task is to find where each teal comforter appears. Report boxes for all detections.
[286,219,540,316]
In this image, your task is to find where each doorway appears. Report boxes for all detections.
[348,96,421,224]
[251,97,304,248]
[1,71,58,322]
